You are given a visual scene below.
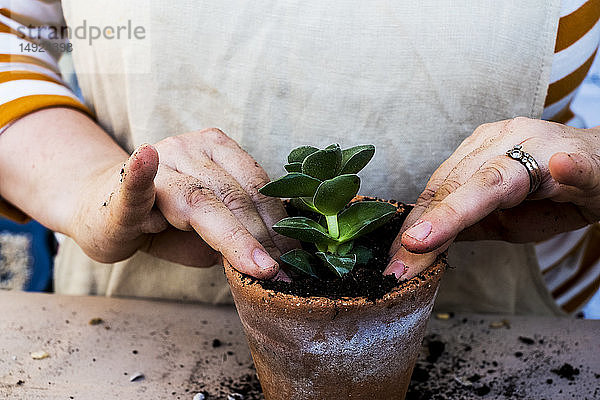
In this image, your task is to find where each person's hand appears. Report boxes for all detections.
[70,128,295,279]
[385,117,600,279]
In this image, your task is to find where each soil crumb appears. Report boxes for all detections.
[551,363,580,381]
[426,340,445,363]
[518,336,535,345]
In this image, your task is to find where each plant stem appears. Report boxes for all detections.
[326,215,340,239]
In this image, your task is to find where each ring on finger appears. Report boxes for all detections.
[505,144,542,195]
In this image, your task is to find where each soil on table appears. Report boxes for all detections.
[187,320,598,400]
[404,317,599,400]
[256,197,444,301]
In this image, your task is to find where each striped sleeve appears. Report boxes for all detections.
[537,224,600,314]
[542,0,600,124]
[0,0,92,222]
[538,0,600,315]
[0,0,91,129]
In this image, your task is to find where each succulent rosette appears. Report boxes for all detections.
[259,144,396,278]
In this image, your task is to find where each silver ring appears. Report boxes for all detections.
[506,144,542,195]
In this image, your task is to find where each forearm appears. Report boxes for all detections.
[0,107,128,234]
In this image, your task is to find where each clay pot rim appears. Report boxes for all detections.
[224,255,446,310]
[224,195,447,311]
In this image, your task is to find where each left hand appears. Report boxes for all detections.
[70,129,296,279]
[385,117,600,279]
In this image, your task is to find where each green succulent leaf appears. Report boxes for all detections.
[300,197,320,212]
[315,242,328,253]
[288,146,319,163]
[316,252,356,278]
[272,217,336,245]
[284,162,303,173]
[338,201,397,242]
[280,249,319,278]
[340,145,375,174]
[336,241,354,255]
[350,245,373,265]
[259,173,321,198]
[302,144,342,181]
[288,198,314,213]
[313,174,360,216]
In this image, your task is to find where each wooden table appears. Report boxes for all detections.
[0,291,598,399]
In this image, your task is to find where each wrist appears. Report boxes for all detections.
[0,108,128,235]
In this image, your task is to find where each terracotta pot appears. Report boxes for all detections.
[224,199,446,400]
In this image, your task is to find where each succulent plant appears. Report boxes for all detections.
[259,144,396,279]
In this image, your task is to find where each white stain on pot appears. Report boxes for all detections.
[240,301,433,387]
[307,306,427,353]
[302,305,430,381]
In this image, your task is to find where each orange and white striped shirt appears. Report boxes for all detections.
[0,1,599,313]
[0,1,90,127]
[543,0,600,125]
[537,0,600,315]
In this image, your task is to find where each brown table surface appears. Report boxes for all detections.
[0,290,598,400]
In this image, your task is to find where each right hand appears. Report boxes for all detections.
[71,128,296,279]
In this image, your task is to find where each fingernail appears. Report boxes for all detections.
[252,248,278,271]
[404,220,432,242]
[384,260,407,279]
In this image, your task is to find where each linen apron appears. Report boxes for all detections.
[56,0,564,314]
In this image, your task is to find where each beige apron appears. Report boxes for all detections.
[56,0,563,314]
